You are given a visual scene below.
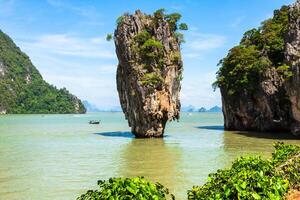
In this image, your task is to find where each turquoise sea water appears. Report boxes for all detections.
[0,112,299,200]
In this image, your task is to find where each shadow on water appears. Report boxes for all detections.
[222,130,300,162]
[196,125,224,131]
[197,125,300,140]
[234,131,300,140]
[94,131,170,138]
[94,131,134,138]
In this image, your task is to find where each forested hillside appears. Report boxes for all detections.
[0,30,86,114]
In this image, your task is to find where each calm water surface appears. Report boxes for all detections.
[0,112,299,199]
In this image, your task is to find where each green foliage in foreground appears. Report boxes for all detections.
[187,142,300,200]
[0,30,86,114]
[78,143,300,200]
[77,177,174,200]
[214,5,292,95]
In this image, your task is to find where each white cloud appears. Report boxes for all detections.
[47,0,103,26]
[230,16,245,28]
[183,53,203,58]
[47,0,64,7]
[181,71,221,108]
[183,31,226,59]
[19,34,115,59]
[14,34,118,108]
[44,73,119,108]
[187,34,226,51]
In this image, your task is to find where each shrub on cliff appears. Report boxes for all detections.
[77,177,174,200]
[187,143,300,200]
[214,5,291,95]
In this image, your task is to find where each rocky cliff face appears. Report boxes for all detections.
[221,67,291,132]
[114,10,184,137]
[218,1,300,135]
[285,1,300,134]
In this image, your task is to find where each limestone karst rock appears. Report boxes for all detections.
[216,0,300,136]
[114,10,185,137]
[285,0,300,135]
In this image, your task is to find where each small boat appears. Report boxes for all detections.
[89,120,100,124]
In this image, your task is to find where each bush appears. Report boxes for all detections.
[116,16,125,25]
[179,23,188,31]
[187,143,300,200]
[132,31,164,70]
[106,34,113,41]
[215,45,271,95]
[165,13,182,31]
[174,32,185,44]
[276,65,293,78]
[153,8,188,33]
[77,177,174,200]
[140,39,163,59]
[154,8,166,19]
[141,73,163,87]
[134,31,152,44]
[215,5,291,95]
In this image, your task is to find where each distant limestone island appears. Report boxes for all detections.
[82,101,101,112]
[181,105,222,113]
[0,30,86,114]
[82,101,221,113]
[83,101,121,112]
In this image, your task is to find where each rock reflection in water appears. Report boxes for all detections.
[222,130,300,164]
[118,138,185,198]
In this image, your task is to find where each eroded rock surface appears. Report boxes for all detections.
[114,10,183,137]
[285,0,300,135]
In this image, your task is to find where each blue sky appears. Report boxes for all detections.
[0,0,295,109]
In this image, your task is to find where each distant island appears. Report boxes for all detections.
[0,30,86,114]
[83,101,122,112]
[82,101,101,112]
[181,105,222,112]
[82,101,221,113]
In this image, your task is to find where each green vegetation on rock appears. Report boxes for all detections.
[214,5,291,95]
[179,23,188,31]
[187,142,300,200]
[0,30,86,114]
[132,30,165,72]
[106,34,113,41]
[141,73,163,87]
[77,177,174,200]
[127,9,187,89]
[140,38,164,59]
[116,15,125,25]
[153,9,188,43]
